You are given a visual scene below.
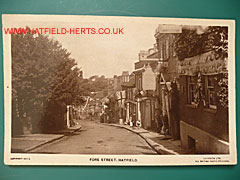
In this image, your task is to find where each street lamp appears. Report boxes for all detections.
[134,90,142,128]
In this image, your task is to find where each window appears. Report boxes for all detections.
[187,76,196,105]
[163,41,166,60]
[165,38,170,59]
[139,77,142,90]
[205,76,217,109]
[159,42,163,60]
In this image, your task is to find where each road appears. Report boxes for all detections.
[30,119,158,155]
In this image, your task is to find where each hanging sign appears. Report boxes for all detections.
[142,64,156,91]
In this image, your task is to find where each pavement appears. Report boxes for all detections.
[102,123,193,155]
[11,123,82,153]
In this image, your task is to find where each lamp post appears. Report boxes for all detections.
[66,105,70,128]
[135,90,142,127]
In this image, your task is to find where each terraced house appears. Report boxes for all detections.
[175,26,229,154]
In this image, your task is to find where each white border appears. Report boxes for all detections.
[2,14,237,166]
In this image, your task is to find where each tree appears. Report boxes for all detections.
[174,28,203,60]
[77,75,109,96]
[12,28,84,135]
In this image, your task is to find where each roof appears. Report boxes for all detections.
[132,67,145,74]
[121,77,135,88]
[134,60,158,70]
[122,71,129,76]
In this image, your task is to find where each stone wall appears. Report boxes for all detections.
[180,121,229,154]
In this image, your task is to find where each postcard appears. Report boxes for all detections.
[2,14,236,165]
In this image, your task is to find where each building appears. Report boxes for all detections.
[174,26,229,153]
[113,75,123,92]
[133,45,159,130]
[154,24,181,80]
[121,73,136,124]
[111,71,132,123]
[107,77,114,95]
[178,51,229,154]
[154,24,182,137]
[123,24,182,134]
[109,24,229,154]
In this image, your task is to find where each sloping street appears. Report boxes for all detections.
[29,119,158,155]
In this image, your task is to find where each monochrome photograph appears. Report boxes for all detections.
[2,14,236,165]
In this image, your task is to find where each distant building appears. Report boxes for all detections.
[122,71,130,83]
[113,75,122,92]
[121,73,136,124]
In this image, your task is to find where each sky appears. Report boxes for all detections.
[54,22,157,78]
[7,16,158,78]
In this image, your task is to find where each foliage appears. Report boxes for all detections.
[12,28,84,134]
[78,75,108,96]
[174,29,203,60]
[217,73,228,108]
[174,26,228,109]
[174,26,228,60]
[206,26,228,58]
